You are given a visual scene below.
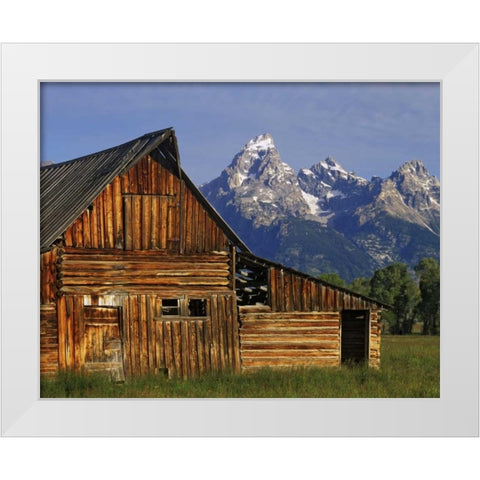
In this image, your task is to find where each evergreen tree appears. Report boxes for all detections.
[370,263,419,334]
[348,277,371,296]
[414,258,440,335]
[318,272,347,288]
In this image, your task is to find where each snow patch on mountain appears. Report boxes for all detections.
[300,168,315,177]
[326,189,346,200]
[300,190,321,215]
[245,134,274,152]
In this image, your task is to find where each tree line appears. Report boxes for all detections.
[319,257,440,335]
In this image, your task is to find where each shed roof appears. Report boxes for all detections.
[40,128,249,253]
[237,251,391,310]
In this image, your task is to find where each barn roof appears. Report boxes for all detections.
[40,128,249,253]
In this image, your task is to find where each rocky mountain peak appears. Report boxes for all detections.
[395,159,430,177]
[201,134,310,228]
[311,156,347,178]
[306,156,369,186]
[391,160,439,192]
[225,133,296,189]
[388,160,440,217]
[244,133,275,152]
[298,156,370,213]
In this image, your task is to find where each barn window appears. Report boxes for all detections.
[161,299,179,316]
[188,299,207,317]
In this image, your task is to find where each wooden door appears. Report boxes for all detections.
[341,310,369,364]
[83,306,125,381]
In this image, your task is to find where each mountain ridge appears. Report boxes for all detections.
[201,133,440,282]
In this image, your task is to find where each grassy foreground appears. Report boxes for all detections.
[40,335,439,398]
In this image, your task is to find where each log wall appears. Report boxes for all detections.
[62,154,230,253]
[40,304,59,374]
[56,247,232,295]
[239,307,382,371]
[40,249,60,374]
[239,309,342,370]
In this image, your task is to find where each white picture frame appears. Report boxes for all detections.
[1,43,478,436]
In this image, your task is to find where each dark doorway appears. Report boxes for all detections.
[341,310,369,364]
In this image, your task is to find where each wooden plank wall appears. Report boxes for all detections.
[62,155,230,253]
[40,248,58,304]
[55,293,240,379]
[269,266,379,313]
[239,309,341,370]
[40,304,59,374]
[122,293,240,378]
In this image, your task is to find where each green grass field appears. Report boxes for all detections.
[40,335,440,398]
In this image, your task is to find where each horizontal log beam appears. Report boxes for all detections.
[60,260,229,270]
[241,341,339,349]
[240,322,339,330]
[62,246,228,259]
[238,305,272,313]
[239,313,340,320]
[60,285,232,295]
[241,329,339,337]
[241,358,339,367]
[58,277,230,287]
[59,269,230,279]
[240,320,340,329]
[241,349,339,358]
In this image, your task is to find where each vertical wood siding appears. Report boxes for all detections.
[369,311,381,368]
[269,266,379,312]
[62,155,230,253]
[55,292,240,379]
[40,248,58,304]
[122,293,240,378]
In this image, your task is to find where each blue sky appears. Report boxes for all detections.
[41,82,440,185]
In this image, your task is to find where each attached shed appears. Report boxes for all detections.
[40,128,386,380]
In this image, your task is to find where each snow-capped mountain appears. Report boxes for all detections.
[202,133,309,228]
[200,134,440,282]
[388,159,440,233]
[297,156,373,225]
[298,156,369,199]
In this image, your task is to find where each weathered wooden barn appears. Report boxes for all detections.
[40,128,386,380]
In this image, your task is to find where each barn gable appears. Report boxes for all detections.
[40,128,248,254]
